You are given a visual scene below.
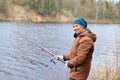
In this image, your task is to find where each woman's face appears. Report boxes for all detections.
[73,24,83,34]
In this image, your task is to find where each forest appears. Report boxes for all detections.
[0,0,120,23]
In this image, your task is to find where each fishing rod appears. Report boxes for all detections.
[38,46,66,64]
[12,31,65,64]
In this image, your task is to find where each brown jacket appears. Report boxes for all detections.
[63,28,96,80]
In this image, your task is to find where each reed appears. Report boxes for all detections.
[92,60,120,80]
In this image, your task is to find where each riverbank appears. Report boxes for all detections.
[0,5,119,24]
[1,17,119,24]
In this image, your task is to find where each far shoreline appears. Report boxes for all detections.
[0,19,120,24]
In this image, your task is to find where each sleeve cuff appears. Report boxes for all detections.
[67,62,74,68]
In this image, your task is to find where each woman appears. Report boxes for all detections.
[55,17,97,80]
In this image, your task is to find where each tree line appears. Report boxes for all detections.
[0,0,120,22]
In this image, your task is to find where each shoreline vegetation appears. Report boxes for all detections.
[1,18,119,24]
[92,67,120,80]
[92,58,120,80]
[0,12,119,24]
[0,0,120,24]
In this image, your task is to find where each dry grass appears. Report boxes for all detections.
[92,65,120,80]
[92,58,120,80]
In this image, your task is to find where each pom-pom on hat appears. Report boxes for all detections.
[73,17,87,28]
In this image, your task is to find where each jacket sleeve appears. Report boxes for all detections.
[68,37,93,67]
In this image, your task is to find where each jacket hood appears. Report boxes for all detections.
[78,28,97,42]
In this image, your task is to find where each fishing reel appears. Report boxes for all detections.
[50,58,56,64]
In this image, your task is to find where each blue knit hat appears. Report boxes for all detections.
[73,17,87,28]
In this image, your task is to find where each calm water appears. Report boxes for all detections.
[0,22,120,80]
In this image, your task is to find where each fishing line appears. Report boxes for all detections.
[11,30,66,64]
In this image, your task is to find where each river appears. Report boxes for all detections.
[0,22,120,80]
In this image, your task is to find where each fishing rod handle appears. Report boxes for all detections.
[59,60,66,64]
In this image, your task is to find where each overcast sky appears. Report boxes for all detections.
[105,0,119,1]
[96,0,120,3]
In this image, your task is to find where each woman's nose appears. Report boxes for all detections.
[73,27,77,31]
